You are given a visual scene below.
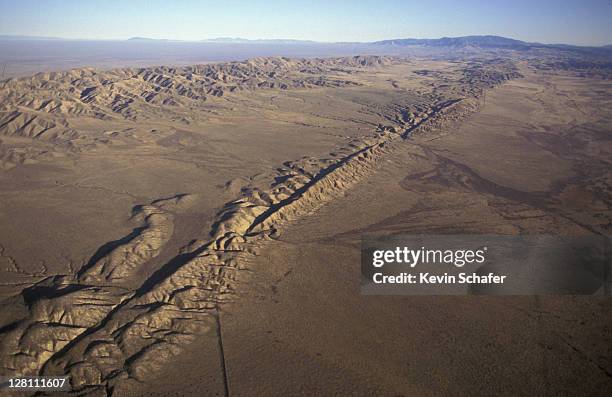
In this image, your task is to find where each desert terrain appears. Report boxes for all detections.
[0,48,610,396]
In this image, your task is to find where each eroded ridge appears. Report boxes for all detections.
[0,195,193,379]
[0,56,391,139]
[0,55,400,171]
[0,58,521,394]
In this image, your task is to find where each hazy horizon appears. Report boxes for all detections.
[0,0,611,46]
[0,33,610,47]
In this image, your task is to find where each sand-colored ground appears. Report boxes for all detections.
[0,56,610,395]
[207,71,611,397]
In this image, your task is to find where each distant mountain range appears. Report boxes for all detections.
[1,34,610,49]
[371,35,612,52]
[372,35,533,49]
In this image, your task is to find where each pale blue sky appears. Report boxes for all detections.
[0,0,610,45]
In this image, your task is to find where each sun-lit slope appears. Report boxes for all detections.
[0,56,388,124]
[0,56,401,171]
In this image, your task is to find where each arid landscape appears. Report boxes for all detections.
[0,34,611,396]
